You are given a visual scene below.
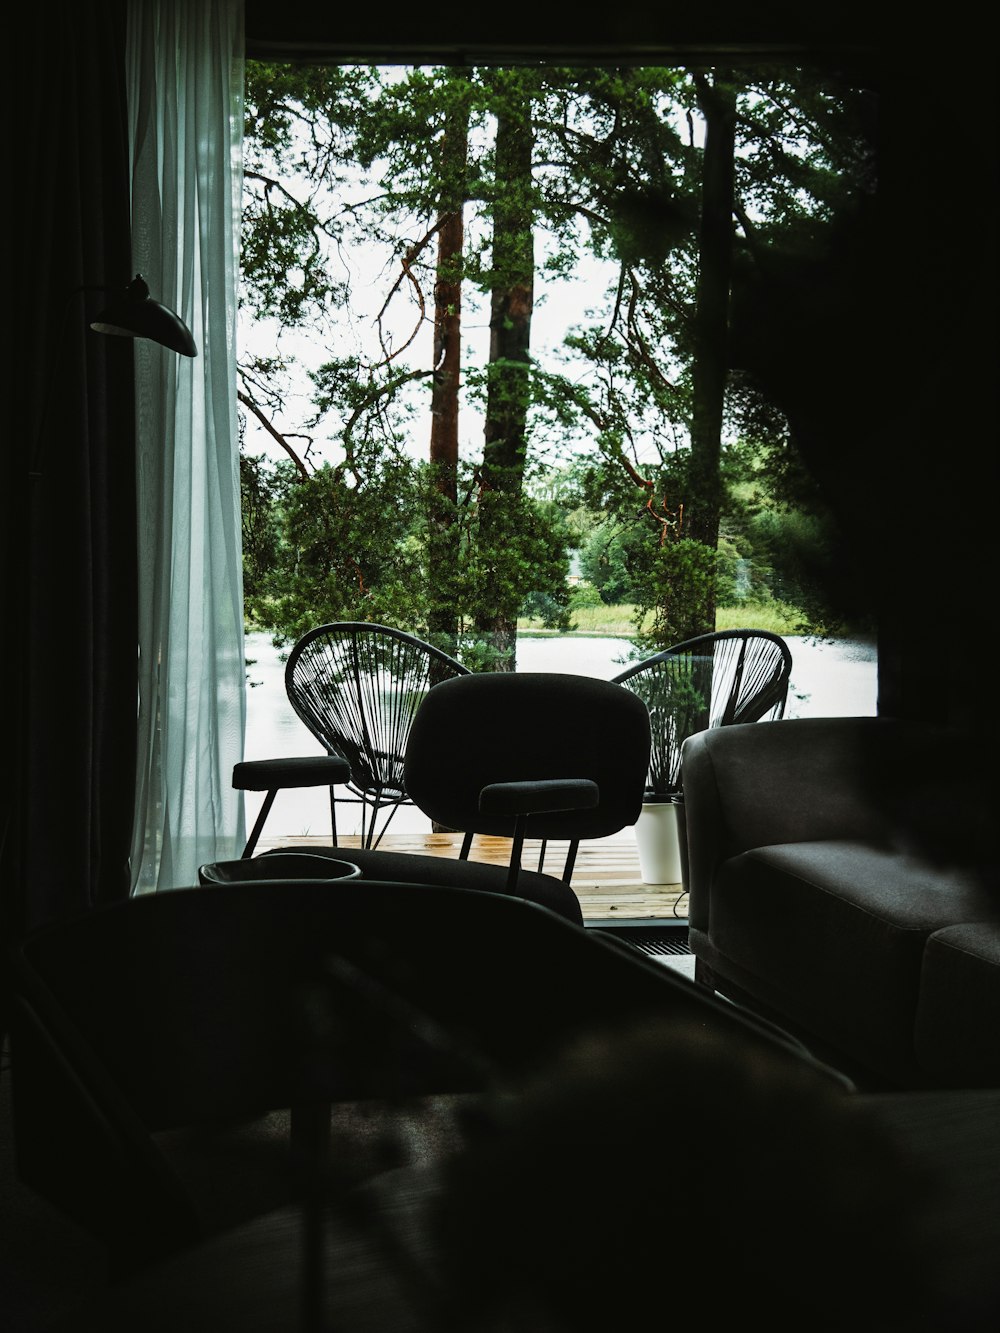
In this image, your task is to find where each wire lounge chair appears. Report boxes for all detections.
[555,629,792,891]
[613,628,794,799]
[233,623,470,854]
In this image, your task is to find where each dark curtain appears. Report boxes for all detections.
[4,0,136,985]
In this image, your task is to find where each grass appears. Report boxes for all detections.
[517,598,809,639]
[249,598,847,645]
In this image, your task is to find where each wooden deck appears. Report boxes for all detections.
[255,830,687,922]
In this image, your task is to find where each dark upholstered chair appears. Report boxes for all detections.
[211,671,653,927]
[7,878,833,1275]
[234,623,470,856]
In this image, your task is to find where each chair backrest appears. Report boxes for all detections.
[9,876,847,1271]
[403,671,651,842]
[612,629,792,796]
[284,623,470,802]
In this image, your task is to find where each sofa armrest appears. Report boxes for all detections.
[681,717,909,932]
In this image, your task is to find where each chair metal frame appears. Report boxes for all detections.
[234,623,469,854]
[612,628,793,798]
[556,629,792,892]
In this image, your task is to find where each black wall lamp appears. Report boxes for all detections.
[29,274,197,481]
[90,273,198,357]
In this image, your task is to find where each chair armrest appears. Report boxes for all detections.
[479,778,599,819]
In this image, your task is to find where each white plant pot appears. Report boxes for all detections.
[633,799,684,885]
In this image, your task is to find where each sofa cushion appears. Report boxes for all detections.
[708,840,998,1086]
[915,924,1000,1085]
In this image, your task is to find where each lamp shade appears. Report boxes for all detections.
[91,274,198,357]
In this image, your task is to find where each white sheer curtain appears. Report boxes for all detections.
[127,0,247,891]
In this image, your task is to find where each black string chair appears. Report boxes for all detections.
[233,623,470,855]
[613,629,793,800]
[556,630,792,900]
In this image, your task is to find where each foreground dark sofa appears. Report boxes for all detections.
[682,716,1000,1091]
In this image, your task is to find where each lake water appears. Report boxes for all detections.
[242,631,878,838]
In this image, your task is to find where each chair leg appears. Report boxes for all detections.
[506,817,527,895]
[241,789,278,858]
[368,800,403,851]
[361,797,384,851]
[460,831,474,861]
[328,786,339,847]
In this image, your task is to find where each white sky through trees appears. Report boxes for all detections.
[238,65,704,477]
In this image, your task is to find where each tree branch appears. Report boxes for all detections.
[237,391,311,480]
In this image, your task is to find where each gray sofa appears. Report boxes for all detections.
[681,715,1000,1091]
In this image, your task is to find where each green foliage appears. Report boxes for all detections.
[239,454,293,603]
[568,581,603,610]
[517,597,808,639]
[578,520,646,605]
[717,430,876,636]
[242,452,578,658]
[519,590,575,630]
[741,505,875,638]
[238,61,877,659]
[464,485,572,633]
[716,597,808,635]
[241,67,375,325]
[533,603,638,636]
[248,459,427,647]
[633,538,722,650]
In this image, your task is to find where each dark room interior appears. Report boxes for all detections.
[3,4,997,1330]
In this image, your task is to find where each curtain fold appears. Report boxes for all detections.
[6,0,137,938]
[127,0,247,891]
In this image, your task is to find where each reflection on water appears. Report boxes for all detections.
[782,636,878,720]
[242,631,878,838]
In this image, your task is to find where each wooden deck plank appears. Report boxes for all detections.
[255,831,688,921]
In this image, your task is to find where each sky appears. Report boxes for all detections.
[237,64,694,475]
[237,243,629,473]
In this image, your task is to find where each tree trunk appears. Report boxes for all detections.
[475,82,535,671]
[688,72,737,633]
[427,92,468,664]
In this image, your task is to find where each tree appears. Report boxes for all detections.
[578,518,645,605]
[238,62,875,652]
[473,72,537,669]
[249,457,427,647]
[426,80,469,655]
[240,63,581,660]
[539,64,877,644]
[685,71,736,627]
